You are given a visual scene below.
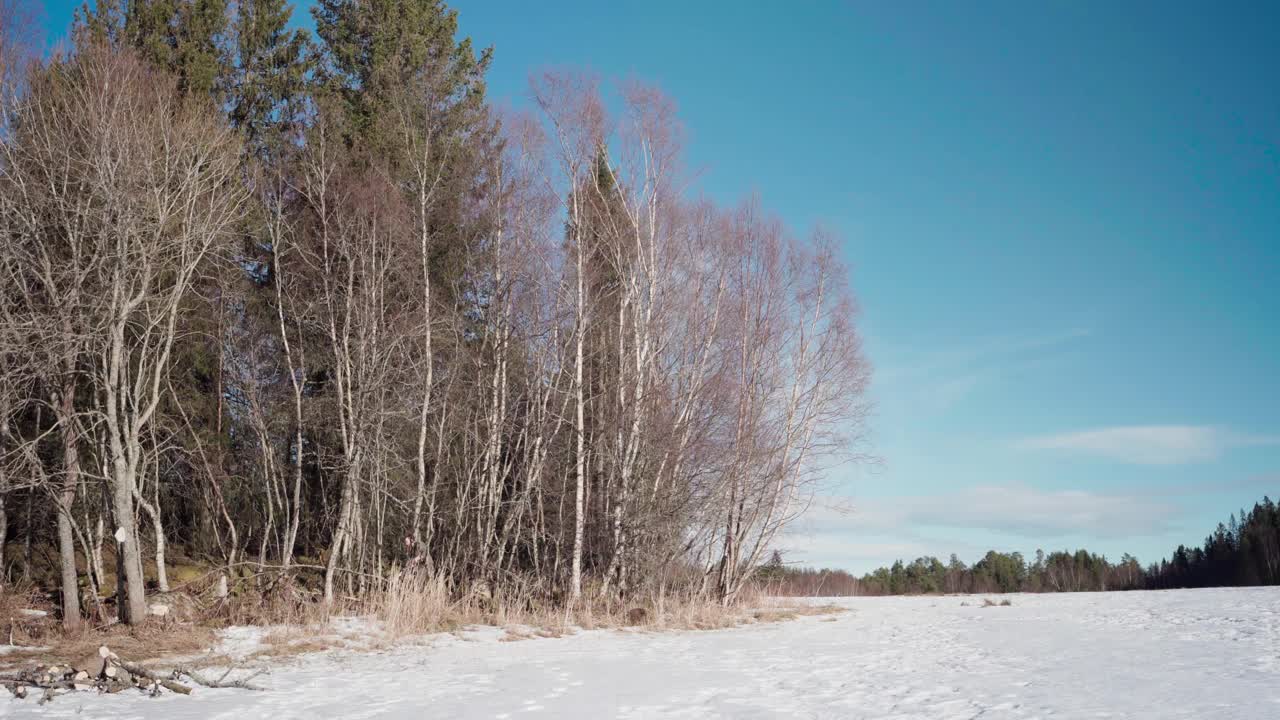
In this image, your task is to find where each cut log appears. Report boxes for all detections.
[157,679,192,695]
[77,654,106,678]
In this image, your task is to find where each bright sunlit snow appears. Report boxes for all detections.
[6,587,1278,719]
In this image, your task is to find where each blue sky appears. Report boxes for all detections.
[38,1,1280,573]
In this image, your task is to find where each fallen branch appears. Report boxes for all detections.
[172,663,268,691]
[115,660,194,695]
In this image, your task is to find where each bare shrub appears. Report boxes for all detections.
[370,571,454,637]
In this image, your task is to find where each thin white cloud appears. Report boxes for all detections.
[875,328,1091,384]
[777,535,931,569]
[805,483,1179,537]
[873,328,1090,416]
[1020,425,1280,465]
[903,484,1177,538]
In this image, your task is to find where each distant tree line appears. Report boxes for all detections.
[763,495,1280,595]
[1146,497,1280,589]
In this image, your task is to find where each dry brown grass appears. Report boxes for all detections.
[0,567,337,671]
[367,571,464,636]
[794,602,847,617]
[247,632,334,660]
[0,620,218,671]
[748,600,844,624]
[0,581,205,670]
[0,583,55,647]
[750,608,799,623]
[363,573,845,643]
[0,566,846,671]
[499,625,535,642]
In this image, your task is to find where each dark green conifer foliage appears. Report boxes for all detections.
[563,146,634,573]
[312,0,491,161]
[123,0,176,67]
[228,0,311,154]
[74,0,127,45]
[311,0,499,306]
[77,0,231,101]
[171,0,230,98]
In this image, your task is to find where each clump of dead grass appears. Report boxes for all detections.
[247,627,335,660]
[0,582,55,647]
[362,571,845,645]
[8,620,218,671]
[370,570,456,636]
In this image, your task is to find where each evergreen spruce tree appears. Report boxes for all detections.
[77,0,231,101]
[74,0,127,45]
[228,0,311,154]
[122,0,177,68]
[170,0,230,98]
[312,0,491,160]
[312,0,499,304]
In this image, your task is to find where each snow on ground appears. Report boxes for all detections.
[5,587,1279,719]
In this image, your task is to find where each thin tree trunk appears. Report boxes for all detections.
[110,463,147,623]
[0,394,12,586]
[571,216,587,603]
[0,493,6,586]
[55,384,82,629]
[272,241,305,570]
[20,488,32,582]
[135,491,168,592]
[410,164,436,548]
[324,462,358,603]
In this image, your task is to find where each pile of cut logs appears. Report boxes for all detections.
[1,646,265,704]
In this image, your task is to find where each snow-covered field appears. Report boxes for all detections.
[6,587,1279,719]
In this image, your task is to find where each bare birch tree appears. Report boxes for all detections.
[68,47,244,621]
